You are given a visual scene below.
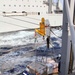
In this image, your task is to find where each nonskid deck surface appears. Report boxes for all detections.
[0,45,61,75]
[0,29,62,75]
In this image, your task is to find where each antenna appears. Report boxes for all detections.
[56,0,59,10]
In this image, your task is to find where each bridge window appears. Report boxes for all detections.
[54,10,63,13]
[22,11,26,13]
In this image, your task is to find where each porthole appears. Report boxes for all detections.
[24,5,25,7]
[3,11,6,13]
[19,5,21,7]
[28,5,30,7]
[36,5,38,7]
[14,5,16,7]
[3,5,5,6]
[9,5,11,7]
[38,12,40,15]
[32,5,34,7]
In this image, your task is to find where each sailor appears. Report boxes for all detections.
[45,19,50,49]
[46,36,50,49]
[57,54,61,73]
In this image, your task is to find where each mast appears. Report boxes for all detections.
[48,0,52,13]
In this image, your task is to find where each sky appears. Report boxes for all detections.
[53,0,63,8]
[53,0,63,5]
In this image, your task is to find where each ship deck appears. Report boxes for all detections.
[0,14,62,33]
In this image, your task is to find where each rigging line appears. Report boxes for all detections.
[50,29,62,42]
[7,16,39,26]
[24,16,40,21]
[0,11,39,25]
[50,40,54,47]
[0,20,30,29]
[50,29,61,38]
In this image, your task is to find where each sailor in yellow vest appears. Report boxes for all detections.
[35,18,45,36]
[35,18,50,49]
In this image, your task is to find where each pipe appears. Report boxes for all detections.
[65,0,75,71]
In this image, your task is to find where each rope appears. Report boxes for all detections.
[0,20,29,29]
[50,29,62,43]
[0,15,39,29]
[7,16,39,26]
[51,29,61,38]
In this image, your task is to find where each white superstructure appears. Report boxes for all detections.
[0,0,63,33]
[0,0,49,15]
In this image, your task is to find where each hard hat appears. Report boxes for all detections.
[41,17,45,23]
